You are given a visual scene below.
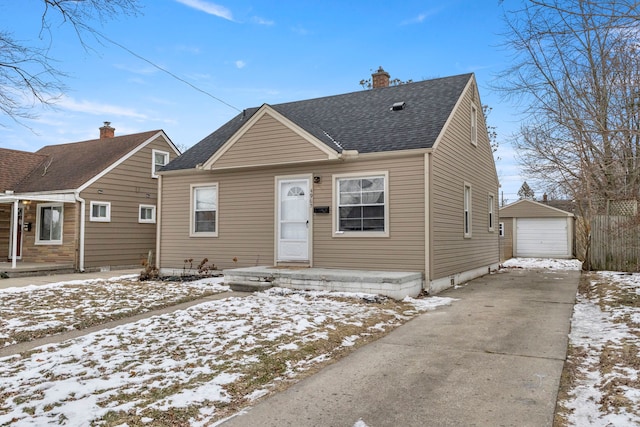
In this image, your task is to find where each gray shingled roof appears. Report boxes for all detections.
[164,73,473,171]
[13,130,161,193]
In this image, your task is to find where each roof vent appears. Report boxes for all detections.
[391,102,406,111]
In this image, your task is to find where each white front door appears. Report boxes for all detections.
[277,177,311,262]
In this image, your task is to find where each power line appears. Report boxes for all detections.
[93,30,242,113]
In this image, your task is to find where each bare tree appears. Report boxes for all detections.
[517,181,535,200]
[495,0,640,269]
[0,0,140,124]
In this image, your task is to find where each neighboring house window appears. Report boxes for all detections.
[471,104,478,146]
[191,183,218,237]
[139,204,156,223]
[90,201,111,222]
[334,172,389,236]
[499,222,505,237]
[152,149,169,178]
[464,183,472,238]
[36,203,63,244]
[488,194,495,231]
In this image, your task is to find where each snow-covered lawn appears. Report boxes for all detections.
[0,275,229,348]
[0,276,454,426]
[505,258,640,426]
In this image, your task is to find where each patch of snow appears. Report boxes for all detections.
[403,296,457,311]
[502,257,582,270]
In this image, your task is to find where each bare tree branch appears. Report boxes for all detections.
[0,0,140,125]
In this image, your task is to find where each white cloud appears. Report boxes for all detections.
[400,9,441,25]
[252,16,274,26]
[175,0,234,21]
[58,96,148,119]
[235,60,246,69]
[113,63,158,75]
[291,25,310,35]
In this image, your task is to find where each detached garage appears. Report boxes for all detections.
[500,199,574,260]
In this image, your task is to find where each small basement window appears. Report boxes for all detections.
[391,102,406,111]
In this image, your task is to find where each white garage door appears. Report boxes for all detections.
[516,218,569,258]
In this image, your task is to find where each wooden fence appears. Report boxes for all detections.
[587,215,640,272]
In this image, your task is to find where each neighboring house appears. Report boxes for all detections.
[499,199,575,260]
[0,123,180,272]
[157,70,500,294]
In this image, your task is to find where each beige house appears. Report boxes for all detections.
[500,199,575,260]
[157,70,500,294]
[0,123,179,273]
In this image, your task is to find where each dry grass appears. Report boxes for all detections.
[0,285,435,426]
[0,277,227,347]
[554,272,640,426]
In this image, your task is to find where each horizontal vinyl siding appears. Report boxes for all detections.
[213,114,329,169]
[159,155,426,274]
[81,136,177,268]
[431,84,499,279]
[500,200,571,218]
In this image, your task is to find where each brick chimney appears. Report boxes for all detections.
[99,121,115,139]
[372,66,390,88]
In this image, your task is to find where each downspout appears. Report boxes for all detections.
[75,192,86,272]
[11,199,18,269]
[155,174,162,270]
[424,153,431,291]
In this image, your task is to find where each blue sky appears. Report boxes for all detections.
[0,0,526,203]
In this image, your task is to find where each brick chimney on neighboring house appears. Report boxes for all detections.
[99,121,115,139]
[372,66,390,88]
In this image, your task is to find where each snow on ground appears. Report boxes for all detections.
[0,276,228,347]
[0,277,454,426]
[507,257,640,426]
[562,271,640,426]
[502,257,583,270]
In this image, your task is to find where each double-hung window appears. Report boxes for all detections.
[191,184,218,237]
[90,201,111,222]
[464,183,472,238]
[335,172,388,236]
[152,149,169,178]
[471,104,478,146]
[36,203,63,244]
[488,194,495,232]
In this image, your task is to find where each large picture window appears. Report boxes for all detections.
[191,184,218,237]
[335,173,388,236]
[37,203,63,244]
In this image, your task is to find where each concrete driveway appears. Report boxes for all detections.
[221,267,580,427]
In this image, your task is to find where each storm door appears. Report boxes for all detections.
[277,178,311,262]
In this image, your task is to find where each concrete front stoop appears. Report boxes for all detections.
[223,266,423,300]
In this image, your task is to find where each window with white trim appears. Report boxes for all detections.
[488,194,495,231]
[499,222,505,237]
[335,173,388,236]
[464,183,472,238]
[152,149,169,178]
[90,201,111,222]
[36,203,63,244]
[471,104,478,146]
[191,184,218,236]
[139,204,156,223]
